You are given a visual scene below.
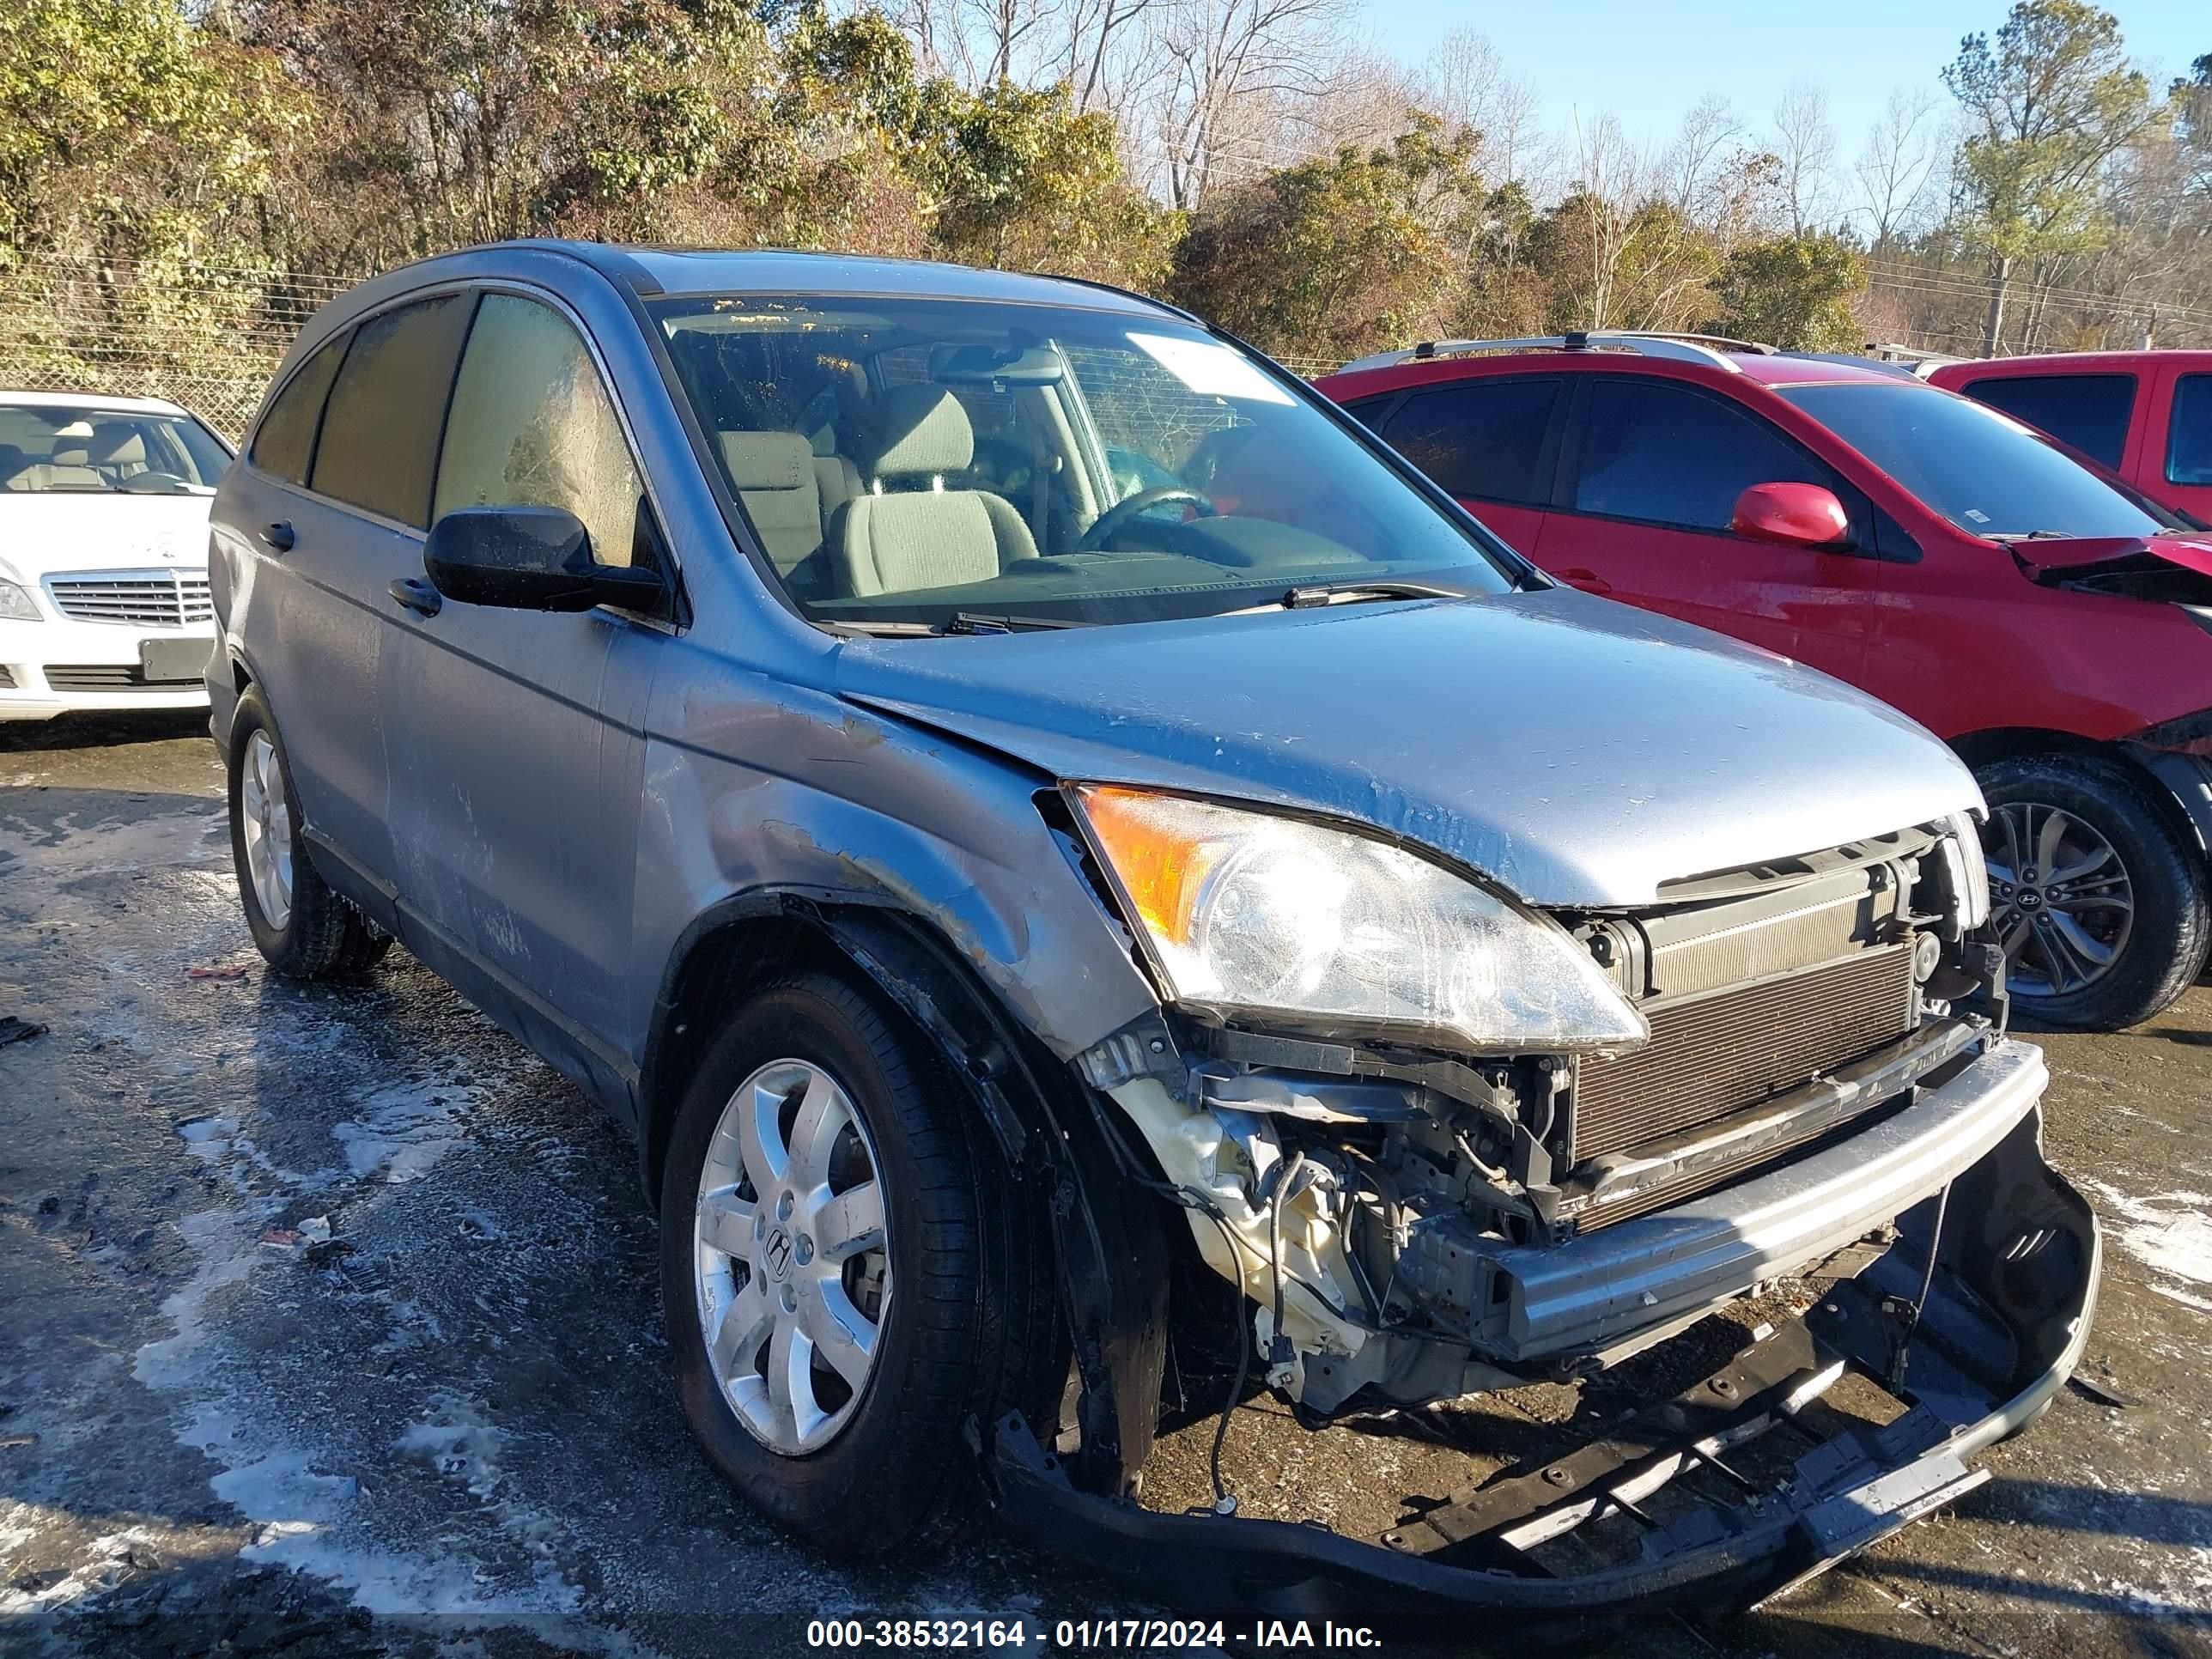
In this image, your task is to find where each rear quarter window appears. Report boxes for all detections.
[308,294,475,526]
[1958,373,2136,471]
[2169,374,2212,487]
[249,331,349,486]
[1377,379,1561,505]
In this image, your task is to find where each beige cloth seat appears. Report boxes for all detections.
[87,423,149,479]
[720,431,826,574]
[10,441,104,491]
[830,385,1036,598]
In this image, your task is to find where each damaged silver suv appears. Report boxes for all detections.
[206,242,2099,1637]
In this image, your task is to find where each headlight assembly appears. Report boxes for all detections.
[0,580,40,622]
[1071,785,1647,1054]
[1942,811,1992,929]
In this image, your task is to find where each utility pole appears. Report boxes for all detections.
[2139,307,2156,350]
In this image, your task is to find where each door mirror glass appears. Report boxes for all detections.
[424,505,663,611]
[1730,482,1850,549]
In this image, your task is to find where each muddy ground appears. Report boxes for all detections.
[3,712,2209,1659]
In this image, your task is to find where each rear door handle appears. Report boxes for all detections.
[388,576,442,617]
[260,520,295,553]
[1553,566,1613,595]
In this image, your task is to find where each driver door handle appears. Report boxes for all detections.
[388,576,442,617]
[1553,565,1613,595]
[260,520,295,553]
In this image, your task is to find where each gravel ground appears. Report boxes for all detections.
[3,712,2209,1659]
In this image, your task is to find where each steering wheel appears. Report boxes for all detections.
[1076,486,1215,553]
[118,470,193,493]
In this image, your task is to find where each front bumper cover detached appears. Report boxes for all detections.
[987,1039,2100,1639]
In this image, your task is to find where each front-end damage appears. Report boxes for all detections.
[971,805,2100,1637]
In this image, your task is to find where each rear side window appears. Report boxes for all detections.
[1572,379,1826,532]
[310,295,474,527]
[250,332,349,485]
[1379,380,1560,505]
[434,295,645,567]
[2169,374,2212,487]
[1960,373,2135,471]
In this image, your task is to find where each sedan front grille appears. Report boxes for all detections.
[45,571,214,629]
[1572,945,1917,1164]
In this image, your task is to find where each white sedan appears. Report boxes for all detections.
[0,391,233,721]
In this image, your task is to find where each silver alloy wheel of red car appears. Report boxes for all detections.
[691,1057,891,1455]
[1984,799,2134,997]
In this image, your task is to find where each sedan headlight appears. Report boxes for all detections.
[0,580,40,622]
[1072,786,1647,1053]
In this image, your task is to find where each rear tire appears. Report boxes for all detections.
[1976,753,2209,1030]
[659,970,1060,1556]
[227,687,391,980]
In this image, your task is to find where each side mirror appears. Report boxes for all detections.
[1729,482,1852,550]
[423,505,665,612]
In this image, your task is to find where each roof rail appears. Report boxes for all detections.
[1335,329,1775,377]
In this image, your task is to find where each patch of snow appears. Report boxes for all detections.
[2078,1179,2212,1316]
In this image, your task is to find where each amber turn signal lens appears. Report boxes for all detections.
[1072,785,1228,947]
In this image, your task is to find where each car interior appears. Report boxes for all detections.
[0,406,225,493]
[652,297,1509,627]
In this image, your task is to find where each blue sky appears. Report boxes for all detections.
[1364,1,2207,155]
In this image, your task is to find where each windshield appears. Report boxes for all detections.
[1778,381,2168,542]
[0,402,230,495]
[648,295,1517,629]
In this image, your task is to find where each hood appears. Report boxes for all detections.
[2002,532,2212,580]
[0,493,214,581]
[832,589,1981,908]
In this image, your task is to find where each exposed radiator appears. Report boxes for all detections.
[1572,945,1917,1164]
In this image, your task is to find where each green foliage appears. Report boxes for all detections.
[1170,117,1485,362]
[1943,1,2164,264]
[0,0,292,265]
[1709,235,1868,349]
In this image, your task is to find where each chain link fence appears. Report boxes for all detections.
[0,253,364,440]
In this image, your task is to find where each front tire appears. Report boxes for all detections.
[1977,753,2209,1030]
[227,687,391,980]
[659,971,1059,1556]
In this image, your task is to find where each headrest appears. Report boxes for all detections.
[719,430,812,492]
[88,424,145,465]
[859,385,973,478]
[50,442,90,466]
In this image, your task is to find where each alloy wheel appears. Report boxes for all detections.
[693,1058,891,1455]
[1984,800,2134,998]
[239,728,295,932]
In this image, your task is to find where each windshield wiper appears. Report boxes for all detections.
[942,611,1086,634]
[1281,580,1467,609]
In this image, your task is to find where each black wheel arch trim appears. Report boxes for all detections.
[2130,744,2212,859]
[641,890,1171,1499]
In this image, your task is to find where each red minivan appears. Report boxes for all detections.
[1928,350,2212,525]
[1318,334,2212,1030]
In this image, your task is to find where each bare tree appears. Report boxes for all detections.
[1852,88,1945,254]
[1054,0,1158,112]
[1153,0,1349,211]
[1418,27,1542,181]
[1662,94,1745,215]
[1772,80,1837,238]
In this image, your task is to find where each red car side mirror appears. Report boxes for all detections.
[1729,482,1851,549]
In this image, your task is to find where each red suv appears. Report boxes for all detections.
[1927,350,2212,525]
[1318,333,2212,1030]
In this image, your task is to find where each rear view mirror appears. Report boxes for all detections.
[424,505,664,612]
[1729,483,1851,550]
